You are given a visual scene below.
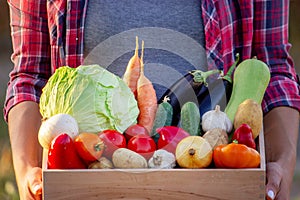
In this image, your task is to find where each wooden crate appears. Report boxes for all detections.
[42,131,265,200]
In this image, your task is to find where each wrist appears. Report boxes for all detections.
[263,106,299,174]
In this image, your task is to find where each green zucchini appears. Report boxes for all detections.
[224,58,270,122]
[151,100,173,140]
[180,102,200,136]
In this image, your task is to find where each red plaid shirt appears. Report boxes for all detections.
[4,0,300,121]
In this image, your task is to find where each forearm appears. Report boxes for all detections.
[4,0,51,122]
[264,106,299,187]
[8,101,43,188]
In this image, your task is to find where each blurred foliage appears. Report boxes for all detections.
[290,1,300,72]
[0,0,17,199]
[0,94,19,200]
[0,144,19,200]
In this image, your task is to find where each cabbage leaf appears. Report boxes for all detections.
[40,65,139,133]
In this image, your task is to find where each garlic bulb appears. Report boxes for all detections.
[201,105,233,133]
[148,149,176,169]
[38,113,79,149]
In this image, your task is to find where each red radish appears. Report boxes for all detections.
[98,130,127,159]
[124,124,149,141]
[156,126,190,154]
[127,134,157,160]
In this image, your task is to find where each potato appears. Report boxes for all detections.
[88,157,114,169]
[233,99,263,139]
[202,128,228,150]
[112,148,148,168]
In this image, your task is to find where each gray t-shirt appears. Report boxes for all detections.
[83,0,206,100]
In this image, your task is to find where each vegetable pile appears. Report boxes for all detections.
[39,38,270,170]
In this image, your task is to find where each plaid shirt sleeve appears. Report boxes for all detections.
[252,0,300,114]
[202,0,300,114]
[3,0,51,122]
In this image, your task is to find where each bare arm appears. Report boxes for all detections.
[8,101,43,200]
[264,106,299,200]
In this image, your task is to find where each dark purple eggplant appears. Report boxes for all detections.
[159,54,239,127]
[158,69,221,126]
[199,53,240,116]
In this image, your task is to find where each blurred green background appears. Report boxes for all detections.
[0,1,299,199]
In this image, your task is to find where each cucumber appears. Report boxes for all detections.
[224,58,270,122]
[151,100,173,141]
[180,102,200,136]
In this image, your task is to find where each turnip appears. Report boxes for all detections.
[38,113,79,149]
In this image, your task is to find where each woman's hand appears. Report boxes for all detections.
[19,167,43,200]
[8,102,43,200]
[264,107,299,200]
[266,162,290,200]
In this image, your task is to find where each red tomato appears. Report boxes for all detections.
[124,124,149,141]
[74,132,105,163]
[98,130,126,159]
[127,135,157,160]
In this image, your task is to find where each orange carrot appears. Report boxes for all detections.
[137,40,158,133]
[122,36,141,97]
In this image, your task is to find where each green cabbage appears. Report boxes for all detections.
[40,65,139,133]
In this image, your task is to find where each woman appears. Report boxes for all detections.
[4,0,299,199]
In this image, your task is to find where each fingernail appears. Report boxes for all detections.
[267,190,275,200]
[33,184,42,194]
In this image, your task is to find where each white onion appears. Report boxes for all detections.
[38,113,79,149]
